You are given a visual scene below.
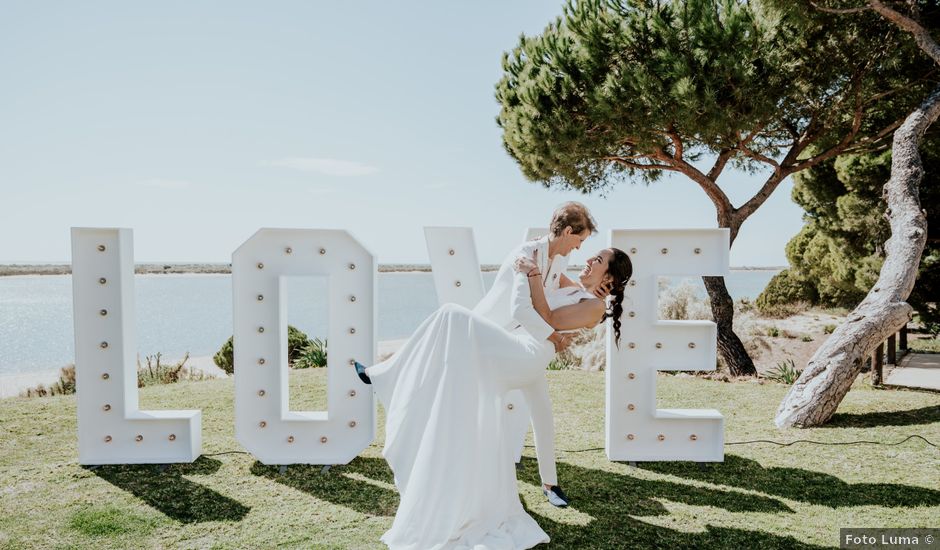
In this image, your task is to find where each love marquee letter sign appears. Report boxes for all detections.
[71,226,726,466]
[607,229,726,462]
[72,228,203,465]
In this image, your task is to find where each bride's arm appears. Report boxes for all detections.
[515,257,606,331]
[541,300,606,331]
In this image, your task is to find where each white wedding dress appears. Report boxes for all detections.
[367,286,596,550]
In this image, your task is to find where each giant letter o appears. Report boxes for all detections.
[233,229,376,465]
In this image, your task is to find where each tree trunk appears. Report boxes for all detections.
[703,275,757,376]
[775,84,940,428]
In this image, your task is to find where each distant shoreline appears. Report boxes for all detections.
[0,263,786,277]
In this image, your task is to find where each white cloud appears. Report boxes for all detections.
[424,182,454,190]
[267,157,379,177]
[136,178,192,189]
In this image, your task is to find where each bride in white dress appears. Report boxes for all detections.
[356,247,633,549]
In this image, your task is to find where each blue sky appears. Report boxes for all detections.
[0,1,803,267]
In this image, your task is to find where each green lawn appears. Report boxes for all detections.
[1,370,937,549]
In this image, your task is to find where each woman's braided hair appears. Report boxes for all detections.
[600,248,633,348]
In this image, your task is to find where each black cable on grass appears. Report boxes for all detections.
[723,434,937,449]
[203,450,251,456]
[529,434,938,453]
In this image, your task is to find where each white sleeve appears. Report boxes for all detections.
[508,242,555,341]
[521,376,557,486]
[510,265,555,341]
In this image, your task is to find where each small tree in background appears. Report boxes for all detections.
[213,325,314,375]
[495,0,932,375]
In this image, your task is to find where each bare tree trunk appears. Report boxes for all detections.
[775,85,940,428]
[703,275,757,376]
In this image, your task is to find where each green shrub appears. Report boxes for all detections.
[287,326,311,364]
[800,334,814,342]
[294,338,328,369]
[548,351,578,370]
[213,325,312,374]
[766,326,780,337]
[214,337,235,374]
[765,358,801,384]
[756,269,817,315]
[823,324,837,334]
[923,318,940,339]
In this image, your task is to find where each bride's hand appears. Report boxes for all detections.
[513,256,538,275]
[548,331,575,353]
[593,280,613,299]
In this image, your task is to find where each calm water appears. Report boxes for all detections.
[0,270,778,375]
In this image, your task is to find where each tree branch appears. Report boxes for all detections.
[735,172,789,220]
[603,157,679,171]
[799,110,823,150]
[840,116,907,155]
[735,139,804,220]
[706,148,734,181]
[809,1,870,14]
[782,119,801,140]
[739,123,767,147]
[667,155,735,218]
[665,125,684,161]
[791,86,866,172]
[863,69,938,106]
[869,0,940,65]
[738,143,780,169]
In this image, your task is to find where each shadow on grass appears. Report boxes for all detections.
[638,453,940,507]
[89,456,250,523]
[512,457,823,549]
[281,454,805,549]
[824,405,940,428]
[255,453,837,547]
[302,457,810,548]
[250,456,400,517]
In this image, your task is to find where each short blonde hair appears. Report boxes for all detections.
[550,201,597,237]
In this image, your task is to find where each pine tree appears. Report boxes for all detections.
[495,0,934,376]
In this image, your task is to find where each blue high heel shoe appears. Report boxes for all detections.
[353,361,371,385]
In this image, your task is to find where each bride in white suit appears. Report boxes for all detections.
[356,244,633,549]
[473,202,606,507]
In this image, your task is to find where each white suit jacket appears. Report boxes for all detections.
[472,234,568,485]
[473,235,570,341]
